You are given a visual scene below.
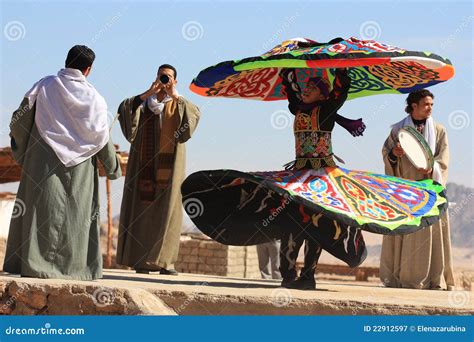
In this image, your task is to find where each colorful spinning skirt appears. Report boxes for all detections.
[181,167,447,267]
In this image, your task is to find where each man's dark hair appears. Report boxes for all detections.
[158,64,177,79]
[405,89,434,114]
[65,45,95,71]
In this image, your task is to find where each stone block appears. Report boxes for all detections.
[183,255,197,263]
[213,250,228,258]
[179,247,190,255]
[198,249,213,257]
[184,240,200,248]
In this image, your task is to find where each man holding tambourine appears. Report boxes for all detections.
[379,89,455,290]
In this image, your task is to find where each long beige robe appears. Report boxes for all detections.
[116,96,200,270]
[380,120,455,290]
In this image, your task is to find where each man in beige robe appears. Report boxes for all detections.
[116,64,200,274]
[380,89,455,290]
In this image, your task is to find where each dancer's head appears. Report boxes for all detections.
[301,77,330,103]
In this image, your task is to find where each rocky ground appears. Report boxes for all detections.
[0,269,472,316]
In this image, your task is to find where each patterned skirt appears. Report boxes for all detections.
[181,167,447,267]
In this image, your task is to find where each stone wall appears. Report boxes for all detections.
[175,235,260,279]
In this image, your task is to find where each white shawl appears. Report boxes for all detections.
[25,68,109,167]
[145,93,174,115]
[143,92,179,128]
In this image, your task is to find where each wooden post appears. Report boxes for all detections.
[106,178,113,268]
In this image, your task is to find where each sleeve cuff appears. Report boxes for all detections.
[131,95,144,113]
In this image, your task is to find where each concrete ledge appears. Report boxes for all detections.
[0,269,472,315]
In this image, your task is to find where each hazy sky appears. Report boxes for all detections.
[1,0,472,218]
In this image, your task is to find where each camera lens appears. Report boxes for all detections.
[160,74,170,84]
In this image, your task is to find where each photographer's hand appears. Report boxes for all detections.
[164,80,179,100]
[140,78,164,101]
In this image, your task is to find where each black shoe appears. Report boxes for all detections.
[288,277,316,290]
[280,278,296,288]
[160,268,178,276]
[135,268,150,274]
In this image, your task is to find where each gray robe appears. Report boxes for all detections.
[116,96,200,270]
[379,120,455,290]
[3,98,121,280]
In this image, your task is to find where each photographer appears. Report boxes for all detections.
[116,64,201,275]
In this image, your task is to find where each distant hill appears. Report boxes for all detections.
[447,182,474,248]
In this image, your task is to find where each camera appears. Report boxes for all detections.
[159,74,170,84]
